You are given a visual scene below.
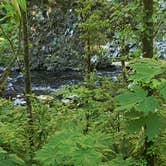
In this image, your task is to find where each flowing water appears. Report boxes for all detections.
[3,69,121,105]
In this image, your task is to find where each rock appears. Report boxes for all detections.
[14,98,26,106]
[6,82,14,91]
[112,62,129,67]
[61,99,70,104]
[37,95,54,101]
[91,55,98,63]
[66,94,79,100]
[11,67,20,72]
[61,94,79,104]
[0,67,5,72]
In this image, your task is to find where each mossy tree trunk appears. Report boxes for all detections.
[21,7,34,164]
[142,1,155,165]
[142,0,153,58]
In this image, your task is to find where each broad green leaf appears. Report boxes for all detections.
[124,109,143,118]
[116,86,147,110]
[126,113,162,140]
[146,113,161,140]
[127,117,145,133]
[136,96,160,115]
[129,59,165,83]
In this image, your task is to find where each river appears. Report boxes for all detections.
[3,68,121,105]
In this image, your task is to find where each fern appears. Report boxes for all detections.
[102,154,136,166]
[0,147,25,166]
[35,121,111,166]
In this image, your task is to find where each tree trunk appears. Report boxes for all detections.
[142,2,154,164]
[121,59,127,82]
[142,0,153,58]
[120,0,127,83]
[85,36,91,82]
[21,8,34,164]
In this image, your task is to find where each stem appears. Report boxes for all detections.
[144,126,155,166]
[0,25,17,94]
[83,113,90,135]
[0,25,16,55]
[16,21,22,70]
[121,59,127,82]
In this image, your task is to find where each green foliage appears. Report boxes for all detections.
[35,121,108,166]
[0,60,165,165]
[0,76,117,165]
[76,0,111,74]
[116,58,166,141]
[0,147,25,166]
[116,85,160,115]
[103,154,135,166]
[129,59,166,83]
[0,1,22,66]
[0,0,166,166]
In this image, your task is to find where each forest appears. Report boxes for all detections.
[0,0,166,166]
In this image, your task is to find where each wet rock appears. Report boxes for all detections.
[61,94,79,106]
[37,95,54,101]
[66,94,79,100]
[6,82,14,91]
[61,94,79,105]
[112,62,129,67]
[13,98,26,106]
[0,67,5,72]
[11,67,21,72]
[61,99,70,104]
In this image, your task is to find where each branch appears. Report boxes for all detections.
[0,25,16,55]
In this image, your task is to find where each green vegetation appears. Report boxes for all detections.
[0,0,165,166]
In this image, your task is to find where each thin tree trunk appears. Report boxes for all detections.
[120,0,127,83]
[86,36,91,82]
[121,60,127,82]
[21,8,34,164]
[22,9,33,123]
[142,0,153,58]
[16,21,22,70]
